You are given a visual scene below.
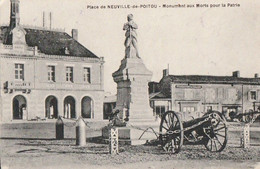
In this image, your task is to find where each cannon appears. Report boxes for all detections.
[229,110,260,123]
[159,111,228,153]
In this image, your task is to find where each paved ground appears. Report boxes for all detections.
[1,121,260,169]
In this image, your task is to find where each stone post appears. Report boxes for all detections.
[240,123,250,148]
[76,116,86,146]
[56,116,64,139]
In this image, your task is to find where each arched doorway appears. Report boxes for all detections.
[45,96,58,119]
[13,95,27,120]
[64,96,76,118]
[81,96,93,118]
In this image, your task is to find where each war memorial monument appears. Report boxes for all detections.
[102,14,159,145]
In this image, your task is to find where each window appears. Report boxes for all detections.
[155,106,166,117]
[83,67,91,83]
[66,67,73,82]
[205,88,216,101]
[12,4,15,13]
[206,106,212,112]
[47,66,55,82]
[217,88,224,98]
[16,4,19,13]
[250,91,257,100]
[182,106,195,112]
[15,63,24,80]
[228,88,238,100]
[184,89,193,99]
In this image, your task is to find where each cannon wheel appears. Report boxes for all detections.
[203,111,228,152]
[159,111,183,153]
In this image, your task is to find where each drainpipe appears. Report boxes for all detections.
[242,84,244,121]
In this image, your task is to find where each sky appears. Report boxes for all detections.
[0,0,259,94]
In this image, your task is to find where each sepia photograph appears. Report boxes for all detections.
[0,0,259,168]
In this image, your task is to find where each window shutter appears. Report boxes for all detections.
[257,91,260,101]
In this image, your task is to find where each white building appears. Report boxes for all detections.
[0,0,105,122]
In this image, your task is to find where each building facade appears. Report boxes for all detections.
[0,0,104,122]
[103,94,117,119]
[149,81,171,117]
[158,69,260,120]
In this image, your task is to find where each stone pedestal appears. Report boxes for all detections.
[103,57,158,145]
[112,57,154,121]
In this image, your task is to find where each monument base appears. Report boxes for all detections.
[102,119,160,145]
[113,57,154,121]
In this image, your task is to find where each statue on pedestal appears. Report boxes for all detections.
[103,14,156,145]
[123,14,140,58]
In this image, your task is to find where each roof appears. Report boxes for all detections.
[104,95,117,103]
[149,92,170,99]
[159,75,260,98]
[167,75,260,85]
[0,26,98,58]
[148,81,160,94]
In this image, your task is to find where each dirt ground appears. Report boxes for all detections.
[1,121,260,169]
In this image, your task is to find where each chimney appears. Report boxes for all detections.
[71,29,78,41]
[34,46,38,55]
[43,12,45,28]
[232,71,240,77]
[255,73,259,78]
[9,0,20,29]
[64,47,70,55]
[49,12,52,29]
[0,28,3,44]
[163,69,169,77]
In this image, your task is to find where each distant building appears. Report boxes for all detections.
[103,94,117,119]
[149,81,171,117]
[152,69,260,120]
[0,0,104,122]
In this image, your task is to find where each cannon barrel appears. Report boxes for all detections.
[231,111,260,120]
[182,115,210,129]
